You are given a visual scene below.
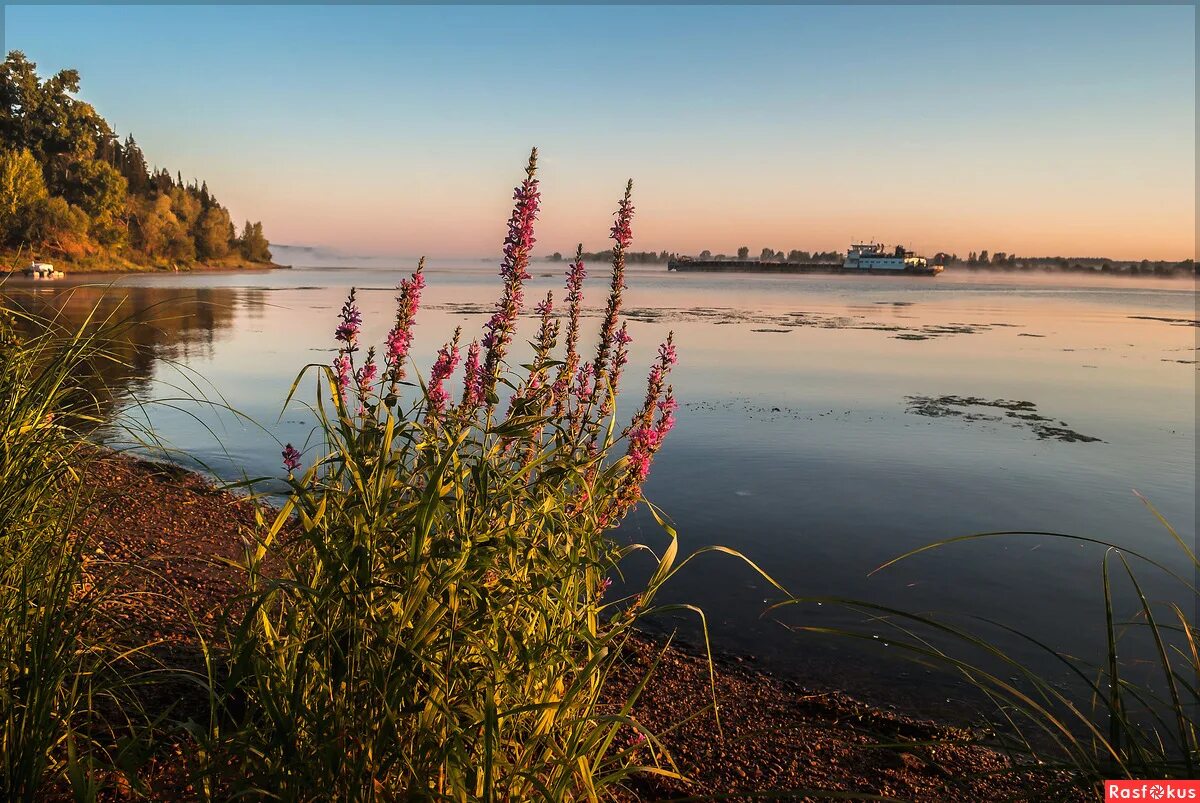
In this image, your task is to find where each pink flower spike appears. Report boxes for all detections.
[658,338,677,368]
[281,444,301,473]
[610,184,635,250]
[553,248,588,415]
[355,349,378,402]
[334,289,362,348]
[427,328,462,419]
[481,149,540,397]
[573,362,594,402]
[333,354,352,401]
[593,182,635,397]
[461,340,483,407]
[385,261,425,388]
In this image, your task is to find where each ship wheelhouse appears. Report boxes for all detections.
[844,243,927,271]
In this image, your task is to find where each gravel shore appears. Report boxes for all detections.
[77,452,1087,801]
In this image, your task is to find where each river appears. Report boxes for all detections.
[3,261,1195,718]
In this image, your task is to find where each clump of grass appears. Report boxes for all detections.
[214,150,728,800]
[775,503,1198,795]
[0,298,140,800]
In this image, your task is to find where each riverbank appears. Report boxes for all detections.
[77,450,1086,800]
[1,248,286,276]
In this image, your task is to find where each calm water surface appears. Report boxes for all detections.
[4,262,1195,716]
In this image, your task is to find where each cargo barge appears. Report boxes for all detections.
[668,243,943,276]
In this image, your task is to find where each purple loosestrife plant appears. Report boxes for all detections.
[592,181,634,399]
[332,354,353,403]
[552,247,587,416]
[384,260,425,399]
[228,152,749,802]
[510,294,558,464]
[615,333,677,515]
[593,322,632,431]
[334,289,362,350]
[355,351,378,389]
[566,361,595,441]
[281,443,301,474]
[330,288,362,405]
[513,291,559,415]
[460,340,484,409]
[425,327,462,421]
[573,363,595,409]
[532,291,558,369]
[355,347,378,415]
[481,148,540,403]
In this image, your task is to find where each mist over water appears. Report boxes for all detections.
[4,261,1195,716]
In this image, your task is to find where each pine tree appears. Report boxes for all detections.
[121,134,150,194]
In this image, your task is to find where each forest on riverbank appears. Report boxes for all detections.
[0,51,272,272]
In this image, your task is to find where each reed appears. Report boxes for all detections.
[773,505,1198,796]
[0,297,139,800]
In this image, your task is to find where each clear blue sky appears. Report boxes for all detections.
[4,4,1195,259]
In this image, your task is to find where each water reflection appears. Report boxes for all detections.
[1,282,263,424]
[1,267,1194,718]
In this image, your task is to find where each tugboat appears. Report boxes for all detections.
[843,243,942,275]
[22,260,65,280]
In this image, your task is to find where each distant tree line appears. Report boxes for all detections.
[0,51,271,266]
[934,250,1196,277]
[598,241,1194,276]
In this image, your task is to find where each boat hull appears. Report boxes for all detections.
[667,260,942,276]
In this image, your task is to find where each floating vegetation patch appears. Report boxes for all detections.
[259,285,329,291]
[1129,315,1200,327]
[750,328,790,333]
[432,302,493,316]
[427,303,1009,340]
[1017,333,1046,338]
[681,398,859,423]
[622,308,665,322]
[904,395,1103,443]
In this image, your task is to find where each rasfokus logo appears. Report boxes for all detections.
[1106,781,1200,801]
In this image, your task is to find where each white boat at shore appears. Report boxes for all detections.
[22,261,65,280]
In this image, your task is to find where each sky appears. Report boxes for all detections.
[3,4,1195,261]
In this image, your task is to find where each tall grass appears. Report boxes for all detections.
[774,508,1198,794]
[0,297,138,800]
[213,151,718,800]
